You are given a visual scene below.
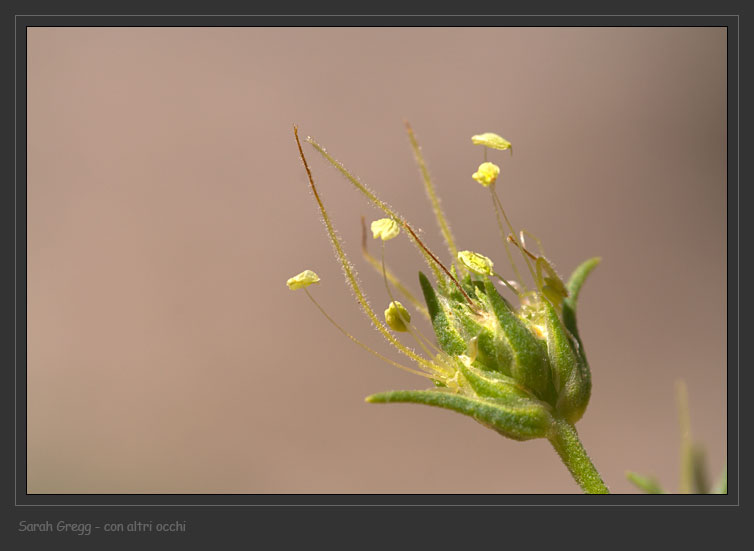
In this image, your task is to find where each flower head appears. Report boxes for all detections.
[471,162,500,187]
[293,124,600,448]
[286,269,320,290]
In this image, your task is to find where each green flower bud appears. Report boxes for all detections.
[419,269,556,404]
[419,271,511,376]
[384,301,411,332]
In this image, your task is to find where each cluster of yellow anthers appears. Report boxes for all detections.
[286,127,540,388]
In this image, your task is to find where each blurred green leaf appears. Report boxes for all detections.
[677,381,710,494]
[626,471,665,494]
[713,465,727,494]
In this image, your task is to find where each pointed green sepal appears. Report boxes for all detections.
[419,271,466,356]
[561,257,600,358]
[366,389,553,441]
[483,279,554,402]
[626,471,665,494]
[565,257,601,304]
[458,363,541,403]
[543,300,591,423]
[468,323,514,375]
[450,289,513,375]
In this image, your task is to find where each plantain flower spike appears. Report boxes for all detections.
[371,218,400,241]
[384,301,411,332]
[471,162,500,187]
[286,269,320,290]
[471,132,512,151]
[294,124,608,493]
[457,250,494,276]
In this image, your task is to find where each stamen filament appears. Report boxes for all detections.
[491,183,537,285]
[361,216,429,319]
[493,271,523,298]
[294,125,438,372]
[488,186,527,290]
[304,289,432,379]
[403,223,477,309]
[306,136,444,282]
[380,243,443,359]
[307,134,475,309]
[508,234,539,262]
[520,229,547,258]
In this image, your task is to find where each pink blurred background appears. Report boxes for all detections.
[27,27,727,493]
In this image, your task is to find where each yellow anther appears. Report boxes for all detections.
[471,132,512,151]
[472,162,500,187]
[371,218,400,241]
[457,250,494,276]
[384,301,411,332]
[286,269,320,290]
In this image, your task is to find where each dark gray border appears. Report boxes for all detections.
[13,14,738,515]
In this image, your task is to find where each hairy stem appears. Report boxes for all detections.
[548,417,609,494]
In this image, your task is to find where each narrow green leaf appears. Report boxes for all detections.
[690,444,710,494]
[677,381,710,493]
[626,471,665,494]
[366,389,553,441]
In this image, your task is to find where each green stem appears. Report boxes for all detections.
[548,417,610,494]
